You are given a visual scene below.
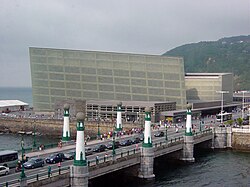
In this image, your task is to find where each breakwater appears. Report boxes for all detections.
[0,117,140,138]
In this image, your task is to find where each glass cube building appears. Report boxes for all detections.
[29,47,187,112]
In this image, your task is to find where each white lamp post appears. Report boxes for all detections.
[241,91,248,119]
[216,90,229,124]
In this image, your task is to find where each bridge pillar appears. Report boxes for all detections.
[62,103,71,142]
[138,107,155,180]
[116,102,123,131]
[212,127,232,149]
[70,112,89,187]
[181,104,195,162]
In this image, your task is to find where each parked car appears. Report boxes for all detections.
[93,144,106,152]
[154,131,164,137]
[64,151,75,160]
[85,147,93,156]
[106,141,120,149]
[139,133,144,141]
[45,153,65,164]
[0,166,9,176]
[131,137,140,144]
[120,139,133,146]
[23,157,44,169]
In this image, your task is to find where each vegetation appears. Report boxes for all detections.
[163,35,250,91]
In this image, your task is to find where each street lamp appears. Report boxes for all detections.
[165,125,168,141]
[20,136,26,179]
[216,90,229,124]
[96,110,100,139]
[241,91,248,119]
[33,121,36,149]
[112,128,116,156]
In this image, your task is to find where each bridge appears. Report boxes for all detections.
[0,103,246,187]
[0,128,214,187]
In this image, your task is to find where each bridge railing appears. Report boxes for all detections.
[0,166,70,187]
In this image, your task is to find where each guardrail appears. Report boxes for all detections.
[0,166,70,187]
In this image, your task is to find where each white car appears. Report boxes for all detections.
[0,166,9,175]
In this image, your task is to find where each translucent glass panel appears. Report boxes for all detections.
[33,80,49,87]
[65,74,80,81]
[49,73,64,80]
[165,89,181,96]
[113,61,129,69]
[50,89,65,96]
[80,59,96,67]
[81,67,96,74]
[148,80,163,87]
[83,91,98,98]
[98,76,113,84]
[65,66,80,73]
[165,81,180,89]
[66,90,81,97]
[164,73,180,80]
[114,78,130,85]
[97,69,113,76]
[147,72,163,79]
[131,79,146,86]
[34,72,48,79]
[99,85,114,92]
[131,71,146,78]
[132,87,147,94]
[149,96,164,101]
[50,81,65,88]
[82,83,97,90]
[113,70,129,77]
[65,82,81,89]
[132,95,148,101]
[33,64,48,71]
[81,75,97,82]
[115,93,131,100]
[99,92,114,99]
[48,65,63,72]
[30,48,46,56]
[33,95,50,103]
[33,88,49,95]
[31,56,46,64]
[115,85,130,93]
[148,88,164,95]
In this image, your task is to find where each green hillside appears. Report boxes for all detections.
[163,35,250,91]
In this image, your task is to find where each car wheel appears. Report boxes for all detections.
[53,160,56,164]
[41,163,44,167]
[5,171,8,175]
[32,165,34,169]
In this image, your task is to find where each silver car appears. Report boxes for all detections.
[0,166,9,175]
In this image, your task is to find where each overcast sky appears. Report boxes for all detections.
[0,0,249,87]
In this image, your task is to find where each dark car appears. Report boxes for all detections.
[106,141,120,149]
[85,147,93,156]
[93,144,106,152]
[45,153,65,164]
[64,151,75,160]
[154,131,164,137]
[131,137,140,144]
[120,139,133,146]
[23,157,44,169]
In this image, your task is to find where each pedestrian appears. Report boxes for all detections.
[48,166,52,177]
[136,143,139,151]
[96,155,99,164]
[57,161,61,168]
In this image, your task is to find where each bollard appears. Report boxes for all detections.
[88,161,90,166]
[6,182,8,187]
[36,174,39,181]
[160,142,162,146]
[104,156,106,162]
[134,149,135,154]
[59,168,61,175]
[171,139,172,143]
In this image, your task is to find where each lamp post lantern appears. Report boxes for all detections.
[216,90,229,124]
[20,136,26,179]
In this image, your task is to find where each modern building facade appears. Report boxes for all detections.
[185,73,233,104]
[30,47,186,112]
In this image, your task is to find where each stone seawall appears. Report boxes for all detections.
[0,117,140,138]
[232,128,250,151]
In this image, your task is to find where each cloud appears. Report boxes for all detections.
[0,0,249,87]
